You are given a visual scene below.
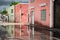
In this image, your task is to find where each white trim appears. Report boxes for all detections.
[31,11,34,38]
[50,0,53,28]
[40,3,47,7]
[32,11,34,24]
[20,10,22,38]
[50,0,53,40]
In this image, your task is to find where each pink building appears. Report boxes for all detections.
[14,0,54,39]
[30,0,52,27]
[14,3,29,38]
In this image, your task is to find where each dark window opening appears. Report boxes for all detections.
[11,9,13,13]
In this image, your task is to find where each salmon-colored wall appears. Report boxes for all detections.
[30,0,50,27]
[14,4,29,38]
[30,0,50,40]
[14,4,20,38]
[14,4,21,23]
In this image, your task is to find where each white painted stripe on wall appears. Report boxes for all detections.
[50,0,53,28]
[50,0,53,40]
[0,23,29,25]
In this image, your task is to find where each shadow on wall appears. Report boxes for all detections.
[30,21,50,32]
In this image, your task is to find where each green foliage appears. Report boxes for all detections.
[10,1,19,6]
[1,10,8,15]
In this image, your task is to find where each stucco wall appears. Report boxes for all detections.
[14,4,29,38]
[6,5,15,38]
[30,0,50,27]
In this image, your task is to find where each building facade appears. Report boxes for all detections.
[6,5,15,38]
[29,0,54,40]
[6,0,54,40]
[14,3,29,38]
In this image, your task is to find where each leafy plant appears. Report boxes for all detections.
[1,10,8,15]
[10,1,19,6]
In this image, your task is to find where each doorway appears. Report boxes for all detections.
[54,0,60,38]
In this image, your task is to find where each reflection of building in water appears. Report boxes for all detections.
[0,25,9,40]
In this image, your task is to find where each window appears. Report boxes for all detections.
[31,0,34,3]
[11,9,13,13]
[41,10,46,21]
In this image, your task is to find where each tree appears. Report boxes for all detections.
[10,1,19,6]
[1,10,8,15]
